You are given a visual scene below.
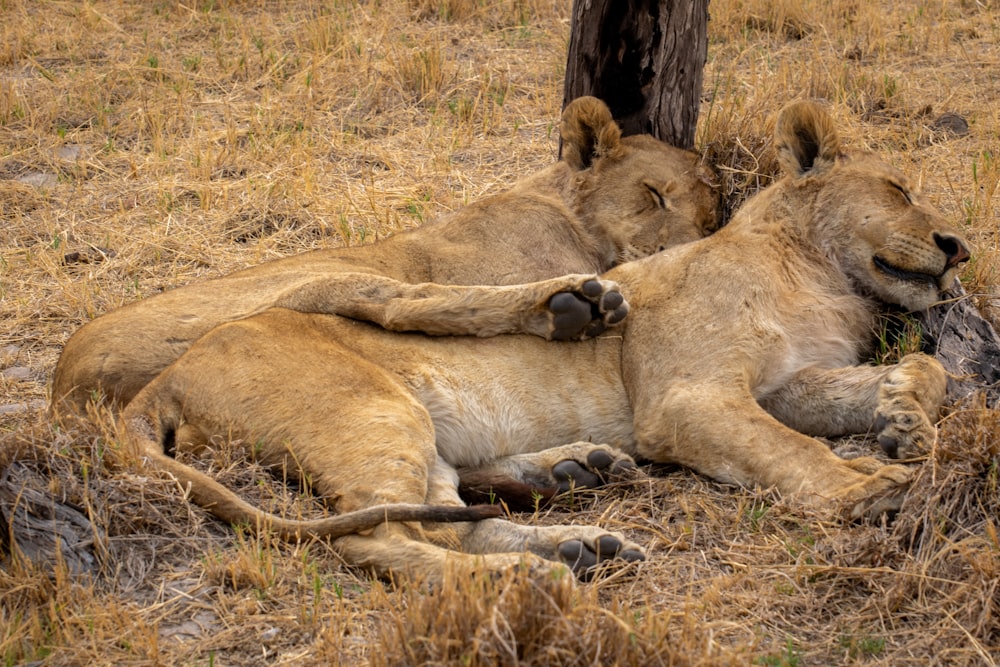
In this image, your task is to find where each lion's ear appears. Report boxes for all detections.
[560,96,625,171]
[773,100,840,177]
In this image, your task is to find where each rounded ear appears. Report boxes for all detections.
[695,161,720,189]
[773,100,841,177]
[560,96,624,171]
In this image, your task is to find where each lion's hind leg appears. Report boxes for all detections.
[424,454,645,580]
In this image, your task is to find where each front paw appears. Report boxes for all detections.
[874,406,936,459]
[842,464,912,519]
[874,354,946,459]
[547,278,629,340]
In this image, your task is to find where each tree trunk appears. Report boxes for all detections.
[562,0,710,149]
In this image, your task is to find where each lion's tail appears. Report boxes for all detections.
[122,409,500,541]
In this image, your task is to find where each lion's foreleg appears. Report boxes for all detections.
[872,353,947,458]
[758,366,889,436]
[757,353,946,458]
[635,382,912,519]
[272,272,628,340]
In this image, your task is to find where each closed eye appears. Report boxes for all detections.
[645,182,676,210]
[889,180,913,204]
[646,184,666,208]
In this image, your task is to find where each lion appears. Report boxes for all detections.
[51,96,719,413]
[116,100,970,582]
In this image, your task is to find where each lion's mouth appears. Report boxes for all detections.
[873,256,940,287]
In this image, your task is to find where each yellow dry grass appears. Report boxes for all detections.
[1,0,999,665]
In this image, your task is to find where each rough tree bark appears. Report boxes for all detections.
[562,0,710,149]
[916,283,1000,406]
[0,462,101,575]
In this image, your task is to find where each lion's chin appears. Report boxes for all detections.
[872,255,940,287]
[870,256,947,310]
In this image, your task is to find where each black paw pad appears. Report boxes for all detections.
[600,290,623,311]
[557,537,644,581]
[558,540,597,575]
[873,414,901,458]
[549,292,592,340]
[878,434,899,458]
[586,449,615,470]
[596,535,624,557]
[552,460,600,491]
[619,549,645,563]
[606,302,629,324]
[581,279,604,298]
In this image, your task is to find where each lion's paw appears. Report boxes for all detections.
[556,531,645,580]
[874,354,945,459]
[843,456,883,474]
[551,445,639,492]
[874,400,936,459]
[547,278,629,340]
[843,463,912,519]
[456,443,642,511]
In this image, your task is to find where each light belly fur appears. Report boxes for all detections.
[397,341,636,468]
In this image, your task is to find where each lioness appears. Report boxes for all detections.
[119,100,970,581]
[51,96,719,412]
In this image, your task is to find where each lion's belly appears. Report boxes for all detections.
[396,338,636,468]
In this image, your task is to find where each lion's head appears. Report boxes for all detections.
[773,100,970,311]
[559,96,721,265]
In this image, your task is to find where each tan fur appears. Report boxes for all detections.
[52,96,719,412]
[109,102,968,578]
[112,101,969,582]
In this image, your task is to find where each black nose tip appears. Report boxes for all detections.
[934,232,971,269]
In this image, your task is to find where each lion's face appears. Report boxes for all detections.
[772,100,970,311]
[559,97,721,266]
[588,135,721,263]
[816,156,970,310]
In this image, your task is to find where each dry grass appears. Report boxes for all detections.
[2,0,999,664]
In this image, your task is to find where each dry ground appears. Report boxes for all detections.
[2,0,999,664]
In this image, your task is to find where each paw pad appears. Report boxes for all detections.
[547,280,629,341]
[557,536,645,580]
[551,448,639,492]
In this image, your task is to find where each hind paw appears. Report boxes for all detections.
[551,444,639,492]
[556,531,645,580]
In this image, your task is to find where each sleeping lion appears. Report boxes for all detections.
[112,101,971,582]
[51,96,718,412]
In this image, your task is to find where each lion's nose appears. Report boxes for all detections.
[934,232,971,269]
